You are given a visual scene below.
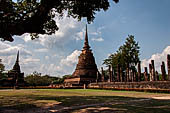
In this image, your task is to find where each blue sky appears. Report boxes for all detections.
[1,0,170,76]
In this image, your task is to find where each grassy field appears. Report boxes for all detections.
[0,89,170,113]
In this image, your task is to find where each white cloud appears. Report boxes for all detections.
[0,42,32,69]
[19,33,32,42]
[60,50,81,67]
[15,13,85,49]
[141,46,170,72]
[91,37,104,42]
[0,13,106,76]
[90,26,104,42]
[91,32,99,36]
[17,13,105,48]
[29,50,81,76]
[0,53,40,73]
[75,31,84,41]
[98,26,105,30]
[0,42,31,56]
[34,48,48,53]
[47,64,62,74]
[37,64,63,76]
[32,14,85,48]
[0,40,81,76]
[21,58,40,65]
[0,42,11,49]
[19,57,41,73]
[0,56,16,68]
[45,56,49,60]
[0,41,39,73]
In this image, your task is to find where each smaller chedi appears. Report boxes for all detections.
[64,26,101,86]
[7,51,25,87]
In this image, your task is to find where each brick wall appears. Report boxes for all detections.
[89,81,170,90]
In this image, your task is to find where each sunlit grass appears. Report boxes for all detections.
[0,89,170,113]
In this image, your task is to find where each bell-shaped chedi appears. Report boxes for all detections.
[72,26,98,78]
[64,26,98,85]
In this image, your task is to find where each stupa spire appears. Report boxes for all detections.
[12,50,21,73]
[16,50,19,63]
[83,25,90,50]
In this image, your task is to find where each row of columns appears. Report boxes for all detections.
[101,54,170,82]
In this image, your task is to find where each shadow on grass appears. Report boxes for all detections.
[1,95,170,113]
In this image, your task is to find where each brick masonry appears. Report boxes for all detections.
[89,81,170,90]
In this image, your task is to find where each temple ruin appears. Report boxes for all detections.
[63,27,170,89]
[6,51,25,87]
[64,26,99,86]
[98,54,170,84]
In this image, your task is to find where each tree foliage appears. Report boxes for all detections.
[0,0,119,42]
[24,71,59,86]
[0,59,5,73]
[103,35,140,73]
[52,74,72,84]
[0,59,6,86]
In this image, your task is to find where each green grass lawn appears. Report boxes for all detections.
[0,89,170,113]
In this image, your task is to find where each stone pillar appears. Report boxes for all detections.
[133,69,136,82]
[130,69,133,82]
[83,84,86,89]
[155,70,157,81]
[149,64,152,81]
[138,61,141,82]
[151,60,155,81]
[126,67,129,82]
[108,65,112,82]
[155,71,159,81]
[111,66,114,82]
[96,71,99,83]
[167,54,170,80]
[101,67,105,82]
[15,77,18,87]
[144,67,148,81]
[161,61,166,81]
[120,67,123,82]
[96,71,102,82]
[117,64,120,82]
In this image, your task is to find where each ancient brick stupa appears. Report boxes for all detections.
[7,51,25,86]
[64,26,98,86]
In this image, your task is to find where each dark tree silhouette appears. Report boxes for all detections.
[0,59,5,73]
[0,0,119,42]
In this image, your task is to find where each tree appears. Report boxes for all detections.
[24,71,41,86]
[103,35,140,73]
[0,59,6,86]
[0,59,5,73]
[0,0,119,42]
[119,35,140,69]
[24,71,59,86]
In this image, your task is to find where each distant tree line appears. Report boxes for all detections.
[25,71,72,86]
